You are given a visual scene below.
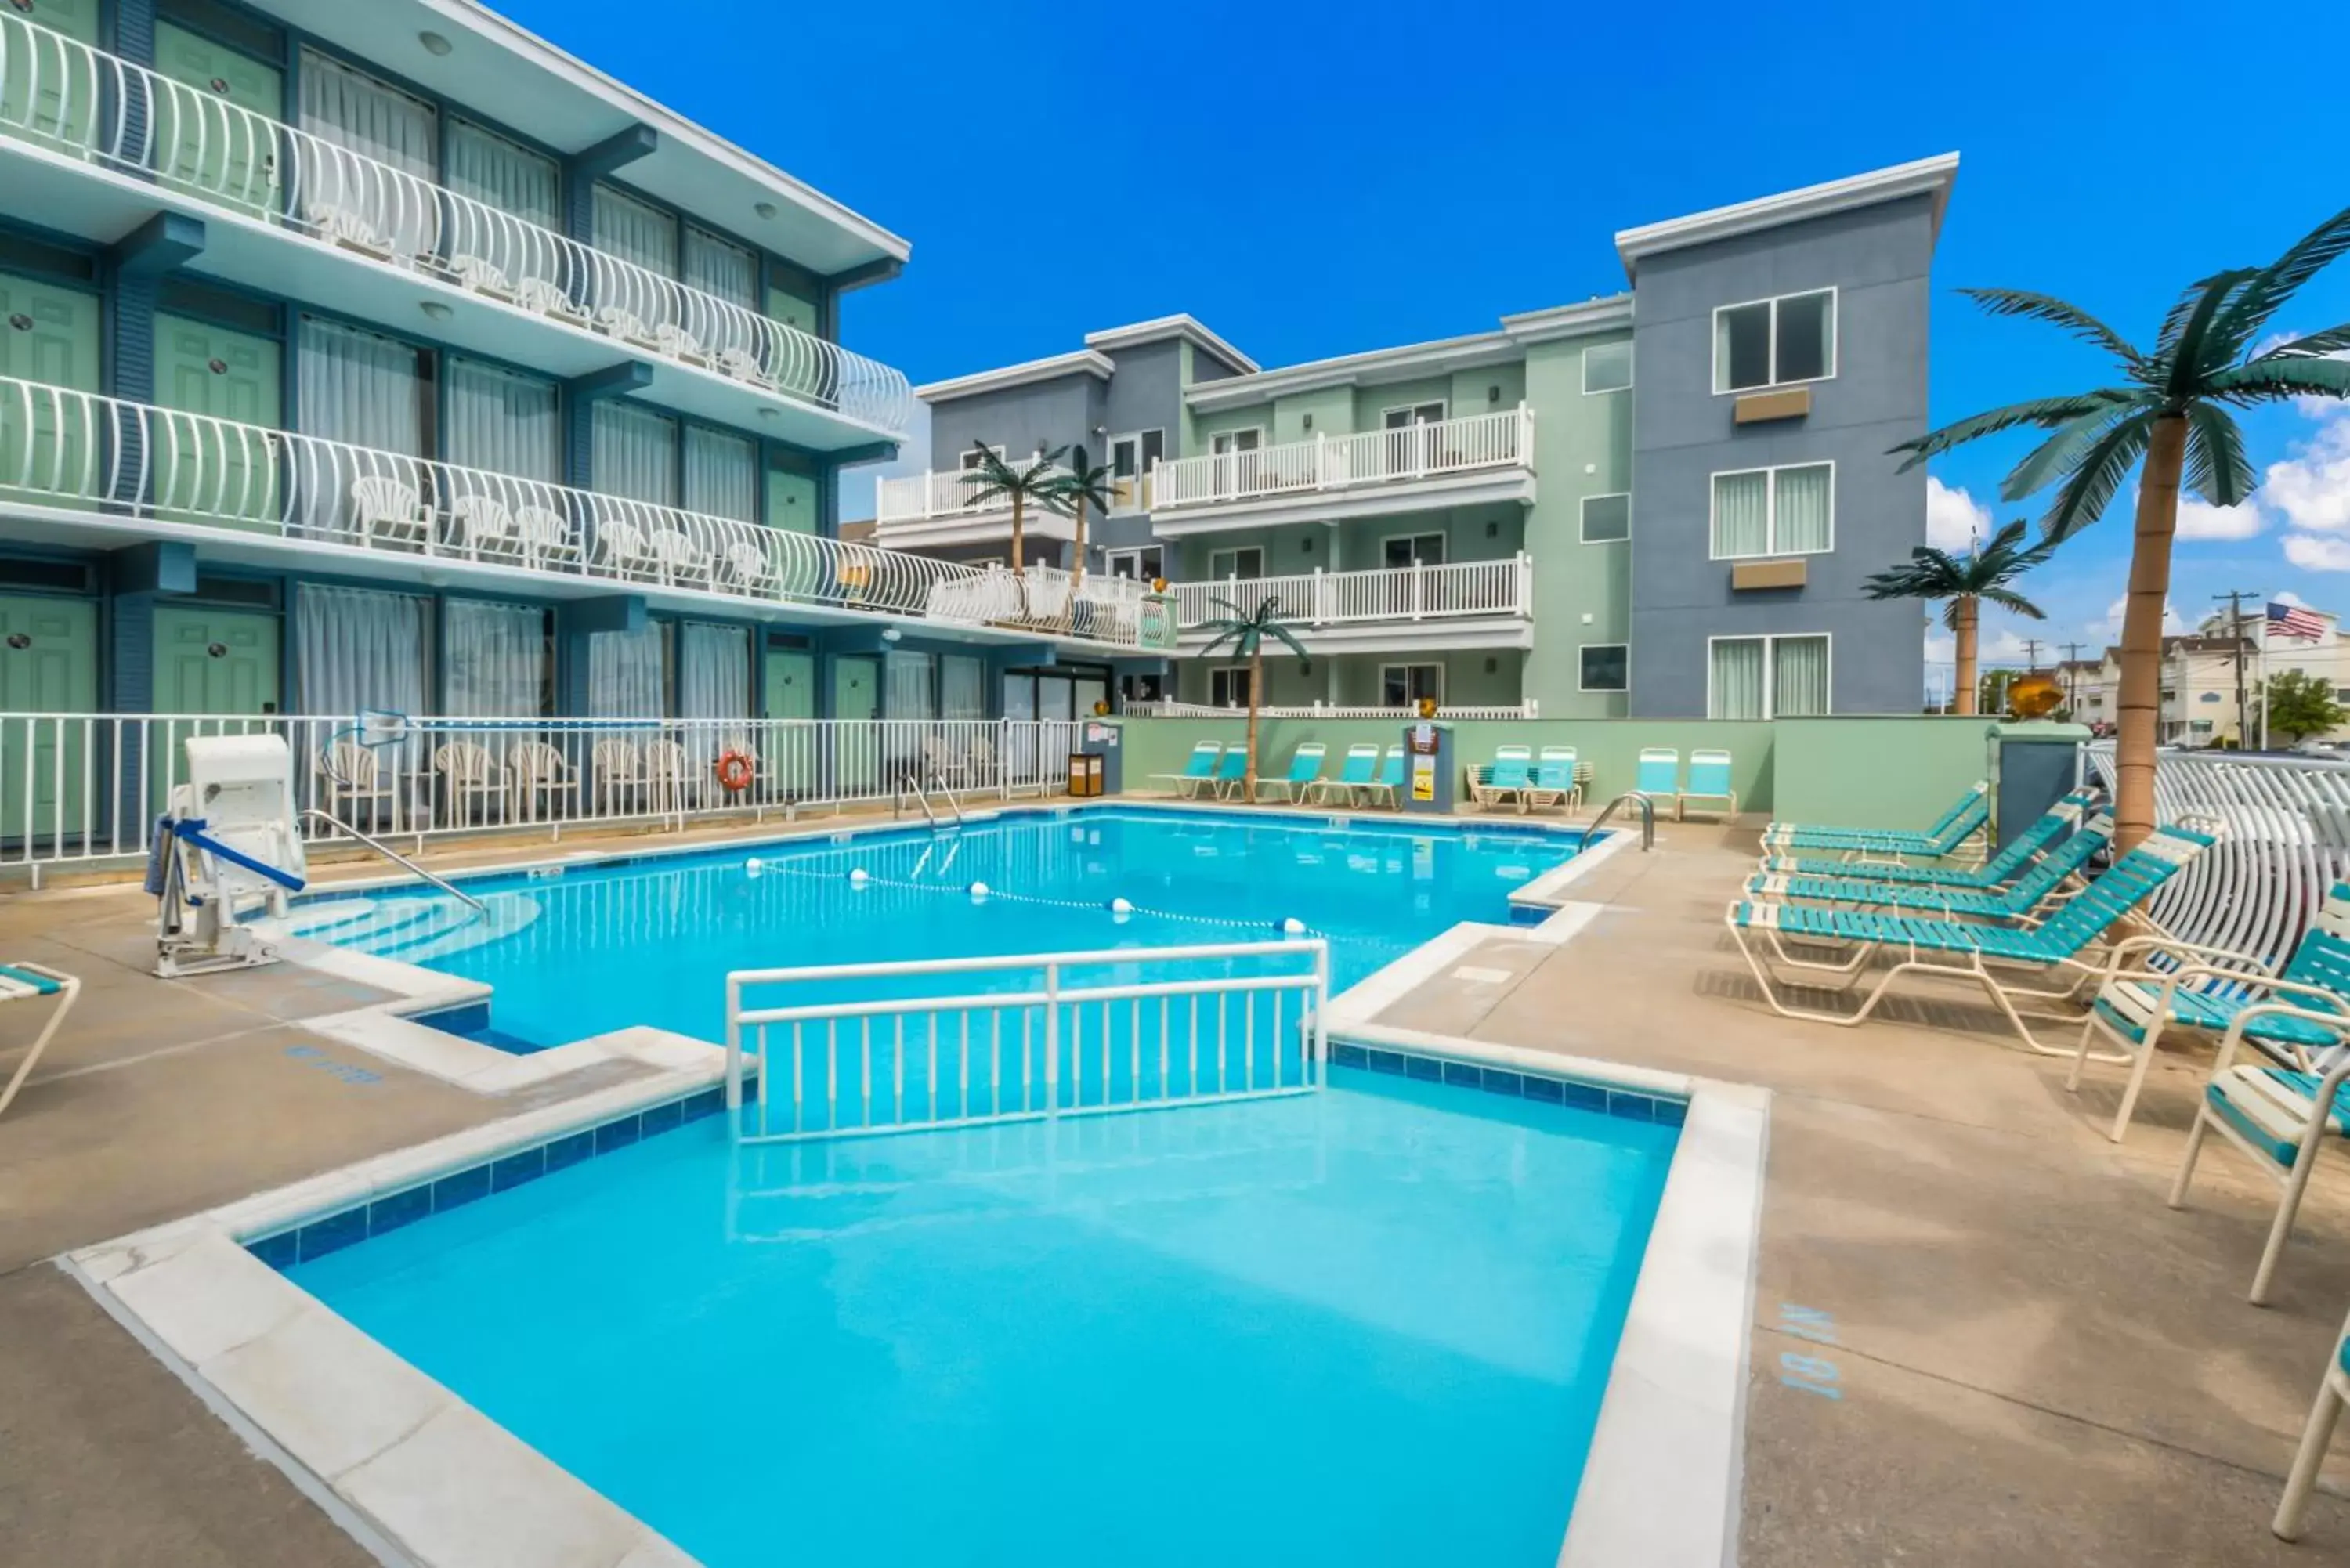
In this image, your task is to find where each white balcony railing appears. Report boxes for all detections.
[1152,406,1535,512]
[0,374,1169,649]
[1125,702,1538,721]
[1164,556,1532,631]
[875,463,1082,524]
[0,13,913,437]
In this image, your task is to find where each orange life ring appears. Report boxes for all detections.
[714,750,754,793]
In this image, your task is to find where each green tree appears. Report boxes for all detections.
[1864,518,2057,716]
[961,443,1070,586]
[2266,668,2347,744]
[1894,206,2350,850]
[1197,596,1310,798]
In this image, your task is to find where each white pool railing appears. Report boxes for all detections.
[725,940,1329,1143]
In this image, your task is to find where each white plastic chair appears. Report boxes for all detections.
[518,276,588,323]
[597,518,657,580]
[450,494,518,561]
[515,505,576,567]
[595,304,654,345]
[307,201,391,257]
[652,529,710,583]
[351,477,427,547]
[508,739,574,822]
[717,346,772,388]
[318,741,396,826]
[652,322,706,363]
[645,739,695,814]
[591,739,644,816]
[726,541,778,594]
[433,740,508,825]
[448,255,515,299]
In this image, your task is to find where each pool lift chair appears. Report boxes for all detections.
[151,733,312,978]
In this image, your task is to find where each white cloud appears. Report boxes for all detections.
[2102,595,2184,638]
[2277,588,2311,605]
[1924,631,1954,665]
[2175,495,2266,540]
[2265,405,2350,535]
[1925,476,1993,551]
[2285,533,2350,572]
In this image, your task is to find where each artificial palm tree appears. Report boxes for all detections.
[1896,205,2350,849]
[961,442,1069,582]
[1047,445,1119,591]
[1198,595,1309,798]
[1864,518,2056,716]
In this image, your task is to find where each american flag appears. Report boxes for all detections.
[2269,600,2330,641]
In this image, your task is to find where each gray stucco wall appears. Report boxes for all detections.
[925,374,1106,473]
[1626,195,1932,717]
[1094,340,1183,555]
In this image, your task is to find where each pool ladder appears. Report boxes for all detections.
[301,810,489,915]
[1582,791,1656,852]
[898,772,966,833]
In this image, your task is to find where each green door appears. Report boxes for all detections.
[0,273,101,508]
[0,594,98,851]
[830,654,877,794]
[0,0,101,147]
[154,313,283,529]
[763,649,813,797]
[154,606,280,715]
[152,21,284,216]
[765,455,819,536]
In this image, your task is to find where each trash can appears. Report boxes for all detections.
[1078,718,1124,795]
[1068,753,1103,797]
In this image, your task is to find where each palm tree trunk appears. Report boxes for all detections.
[1010,493,1026,579]
[1072,497,1088,589]
[2113,414,2187,854]
[1953,596,1979,717]
[1245,647,1263,799]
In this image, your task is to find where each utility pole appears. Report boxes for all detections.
[2214,589,2261,750]
[2022,638,2044,672]
[2061,641,2087,719]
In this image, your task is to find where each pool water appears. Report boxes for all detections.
[291,1067,1676,1568]
[298,808,1580,1050]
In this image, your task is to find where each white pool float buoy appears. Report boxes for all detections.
[1108,897,1134,922]
[969,880,990,902]
[744,857,764,878]
[1278,916,1307,935]
[848,868,870,887]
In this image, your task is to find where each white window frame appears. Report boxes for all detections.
[1577,643,1629,693]
[1708,461,1836,560]
[1104,546,1163,582]
[1705,633,1835,720]
[1711,287,1838,396]
[1582,340,1634,395]
[1579,492,1632,544]
[1108,428,1166,474]
[1209,427,1264,456]
[1380,400,1448,428]
[957,443,1007,471]
[1208,546,1265,580]
[1379,662,1444,707]
[1379,530,1447,568]
[1209,665,1253,708]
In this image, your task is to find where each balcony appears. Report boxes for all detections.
[0,374,1170,650]
[1166,557,1533,653]
[0,13,913,449]
[1149,407,1535,535]
[872,465,1149,551]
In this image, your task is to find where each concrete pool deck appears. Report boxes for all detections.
[4,804,2350,1561]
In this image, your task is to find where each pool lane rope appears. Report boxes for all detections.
[750,859,1325,940]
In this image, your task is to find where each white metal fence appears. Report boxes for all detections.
[1164,556,1532,630]
[1152,406,1535,511]
[0,713,1087,878]
[725,940,1329,1141]
[0,13,913,435]
[0,374,1164,648]
[1125,701,1538,720]
[874,462,1081,524]
[2085,742,2350,963]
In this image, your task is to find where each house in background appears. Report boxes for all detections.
[877,155,1955,719]
[2063,605,2350,747]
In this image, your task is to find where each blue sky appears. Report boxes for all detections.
[508,0,2350,681]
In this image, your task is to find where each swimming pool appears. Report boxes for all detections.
[291,807,1585,1050]
[288,1061,1676,1568]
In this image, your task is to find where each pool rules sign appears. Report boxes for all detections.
[1404,721,1452,811]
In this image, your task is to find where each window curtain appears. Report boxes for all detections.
[298,587,430,769]
[1709,638,1766,721]
[592,184,679,276]
[298,51,438,257]
[589,625,667,718]
[941,656,985,720]
[1773,636,1831,717]
[445,119,559,229]
[1773,465,1832,553]
[683,425,755,522]
[298,318,425,539]
[443,599,545,719]
[446,358,560,482]
[1711,471,1769,558]
[684,228,757,309]
[678,623,749,771]
[886,651,936,721]
[592,402,679,508]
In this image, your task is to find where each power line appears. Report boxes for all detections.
[2214,590,2263,750]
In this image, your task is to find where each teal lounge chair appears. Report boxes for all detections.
[1471,745,1534,813]
[1635,748,1679,801]
[1760,790,2098,886]
[1760,782,1990,860]
[2276,1305,2350,1540]
[1152,741,1223,800]
[1208,747,1250,800]
[1254,742,1325,804]
[0,959,79,1122]
[1525,746,1578,813]
[1745,811,2111,919]
[1307,743,1379,807]
[1726,822,2213,1054]
[1363,743,1406,809]
[1680,749,1737,822]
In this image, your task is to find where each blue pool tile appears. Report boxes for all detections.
[1331,1043,1368,1069]
[296,1205,368,1263]
[544,1130,595,1172]
[1479,1069,1523,1097]
[433,1163,491,1212]
[1366,1050,1407,1076]
[491,1149,545,1193]
[681,1088,725,1123]
[1653,1098,1689,1127]
[368,1184,433,1237]
[595,1115,642,1154]
[1522,1075,1565,1104]
[248,1230,299,1270]
[1557,1080,1609,1113]
[1608,1092,1656,1122]
[640,1099,684,1137]
[1404,1055,1443,1083]
[1441,1061,1481,1088]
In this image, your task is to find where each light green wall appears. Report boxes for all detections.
[1192,403,1274,452]
[1449,363,1525,419]
[1173,651,1526,709]
[1274,385,1354,445]
[1521,332,1634,719]
[1177,503,1524,581]
[1353,376,1452,430]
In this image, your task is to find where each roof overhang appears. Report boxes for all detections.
[1613,153,1960,279]
[1084,315,1259,375]
[915,350,1115,403]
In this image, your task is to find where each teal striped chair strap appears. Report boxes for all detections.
[0,963,63,999]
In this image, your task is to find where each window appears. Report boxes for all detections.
[1209,547,1264,579]
[1210,428,1262,456]
[1581,493,1631,544]
[1209,666,1253,708]
[1579,645,1629,692]
[1708,634,1831,719]
[683,425,756,522]
[683,227,758,310]
[2197,691,2222,703]
[1583,340,1633,394]
[1381,663,1443,707]
[1713,288,1836,394]
[1382,402,1446,429]
[446,120,559,231]
[1106,547,1162,582]
[446,359,559,482]
[1381,533,1445,568]
[958,444,1006,472]
[592,401,681,508]
[1710,462,1833,558]
[298,316,432,456]
[592,184,679,278]
[1109,430,1165,477]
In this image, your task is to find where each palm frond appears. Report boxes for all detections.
[1864,551,1967,601]
[1958,288,2144,368]
[2163,269,2262,396]
[2182,403,2257,508]
[2261,323,2350,360]
[2201,356,2350,406]
[2154,268,2254,363]
[2212,204,2350,361]
[1999,404,2141,501]
[1892,392,2142,467]
[1978,585,2048,620]
[1263,623,1311,661]
[2039,414,2154,542]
